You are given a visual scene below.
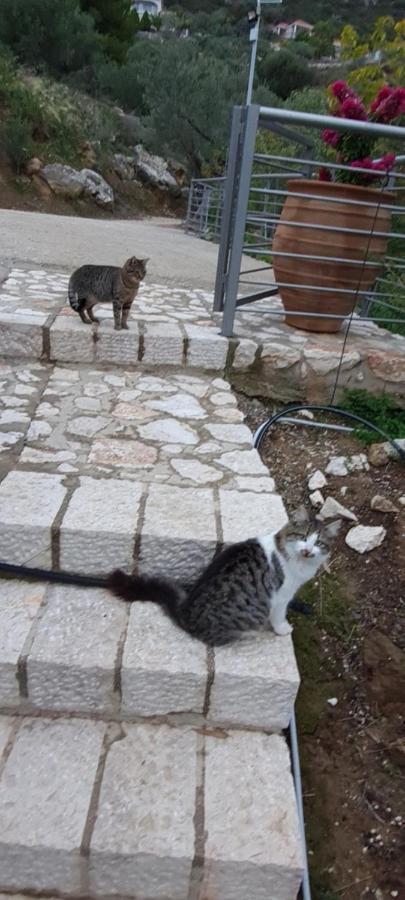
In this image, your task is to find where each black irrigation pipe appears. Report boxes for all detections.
[253,402,405,900]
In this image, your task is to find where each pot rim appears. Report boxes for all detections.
[286,178,396,202]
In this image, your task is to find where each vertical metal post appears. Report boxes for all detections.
[213,106,244,312]
[246,1,261,106]
[221,104,260,337]
[184,178,195,233]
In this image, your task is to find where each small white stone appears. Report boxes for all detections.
[310,491,324,507]
[326,456,349,477]
[308,470,327,491]
[347,453,369,472]
[68,416,109,438]
[27,420,52,440]
[319,496,357,522]
[297,409,314,420]
[345,525,386,554]
[370,495,399,514]
[170,459,222,484]
[399,495,405,506]
[210,392,234,407]
[327,697,338,707]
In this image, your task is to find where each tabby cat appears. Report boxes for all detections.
[108,525,329,646]
[68,256,148,330]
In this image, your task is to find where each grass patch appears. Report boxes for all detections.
[342,388,405,445]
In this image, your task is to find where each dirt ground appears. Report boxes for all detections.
[240,394,405,900]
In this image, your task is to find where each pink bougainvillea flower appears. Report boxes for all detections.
[372,87,405,123]
[340,97,368,121]
[370,85,394,114]
[330,81,358,103]
[373,153,396,171]
[318,166,332,181]
[321,128,340,147]
[350,157,374,170]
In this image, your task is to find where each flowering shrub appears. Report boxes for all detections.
[320,81,405,185]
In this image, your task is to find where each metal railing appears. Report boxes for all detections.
[192,105,405,338]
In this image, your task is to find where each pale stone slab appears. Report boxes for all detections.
[0,320,43,359]
[210,632,299,730]
[142,322,184,365]
[145,392,206,419]
[95,322,140,365]
[205,423,252,444]
[203,731,303,900]
[140,484,217,579]
[0,472,66,567]
[0,717,105,895]
[60,477,142,574]
[27,585,127,713]
[0,581,45,708]
[185,324,228,370]
[50,318,95,363]
[89,724,197,899]
[232,338,257,369]
[122,603,207,717]
[216,449,268,476]
[219,490,287,543]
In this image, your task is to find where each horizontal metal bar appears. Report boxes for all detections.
[248,215,405,239]
[258,105,405,140]
[235,289,280,306]
[249,187,403,212]
[279,417,354,432]
[244,247,381,267]
[252,152,405,179]
[233,304,405,323]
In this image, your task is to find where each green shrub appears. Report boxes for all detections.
[258,49,316,100]
[0,114,35,173]
[342,388,405,444]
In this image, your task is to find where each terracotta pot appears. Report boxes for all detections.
[272,179,393,333]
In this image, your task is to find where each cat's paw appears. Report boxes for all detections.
[122,323,129,330]
[114,325,122,331]
[273,622,293,636]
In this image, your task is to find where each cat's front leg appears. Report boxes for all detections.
[121,301,132,330]
[269,601,293,636]
[112,298,122,331]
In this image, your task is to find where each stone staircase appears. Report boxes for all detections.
[0,266,304,900]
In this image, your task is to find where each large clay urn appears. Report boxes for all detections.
[272,179,392,333]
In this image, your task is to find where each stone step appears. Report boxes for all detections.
[0,715,303,899]
[0,362,285,579]
[0,579,299,731]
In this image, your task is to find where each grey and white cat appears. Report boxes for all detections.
[108,525,329,646]
[68,256,148,330]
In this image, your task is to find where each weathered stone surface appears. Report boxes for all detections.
[60,477,142,574]
[27,586,127,714]
[142,323,184,365]
[0,472,66,567]
[346,524,386,553]
[308,469,327,491]
[140,484,216,579]
[326,456,349,477]
[367,350,405,383]
[217,449,268,476]
[50,318,95,364]
[232,338,257,369]
[89,724,196,898]
[370,494,399,514]
[319,496,357,522]
[0,719,14,759]
[304,347,360,374]
[309,490,324,507]
[0,581,45,708]
[203,731,303,900]
[233,475,276,492]
[368,442,390,467]
[146,392,206,419]
[204,423,252,444]
[170,458,222,484]
[88,438,157,468]
[133,145,179,194]
[219,490,287,543]
[185,325,228,370]
[95,323,139,365]
[122,604,207,717]
[261,342,301,369]
[113,153,135,181]
[41,164,114,207]
[210,632,299,730]
[0,320,43,359]
[0,717,104,894]
[68,415,109,438]
[138,418,198,445]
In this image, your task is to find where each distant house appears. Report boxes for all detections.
[271,19,313,40]
[132,0,162,16]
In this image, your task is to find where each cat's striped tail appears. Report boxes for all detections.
[68,283,83,313]
[107,569,185,627]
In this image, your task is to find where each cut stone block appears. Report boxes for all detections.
[142,322,184,365]
[0,717,104,895]
[0,580,45,708]
[60,477,142,574]
[89,723,197,899]
[122,603,207,717]
[210,632,299,731]
[203,731,303,900]
[185,324,228,370]
[0,472,67,567]
[27,585,127,714]
[139,483,217,579]
[50,318,95,364]
[219,489,288,543]
[0,318,44,360]
[95,321,140,366]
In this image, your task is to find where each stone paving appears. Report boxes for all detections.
[0,264,310,899]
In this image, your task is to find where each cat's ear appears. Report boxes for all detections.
[141,258,149,265]
[275,524,288,552]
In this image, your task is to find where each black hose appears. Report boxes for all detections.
[253,403,405,462]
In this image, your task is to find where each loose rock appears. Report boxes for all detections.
[310,490,324,507]
[319,496,357,522]
[345,525,386,554]
[326,456,349,477]
[308,469,327,491]
[370,495,399,514]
